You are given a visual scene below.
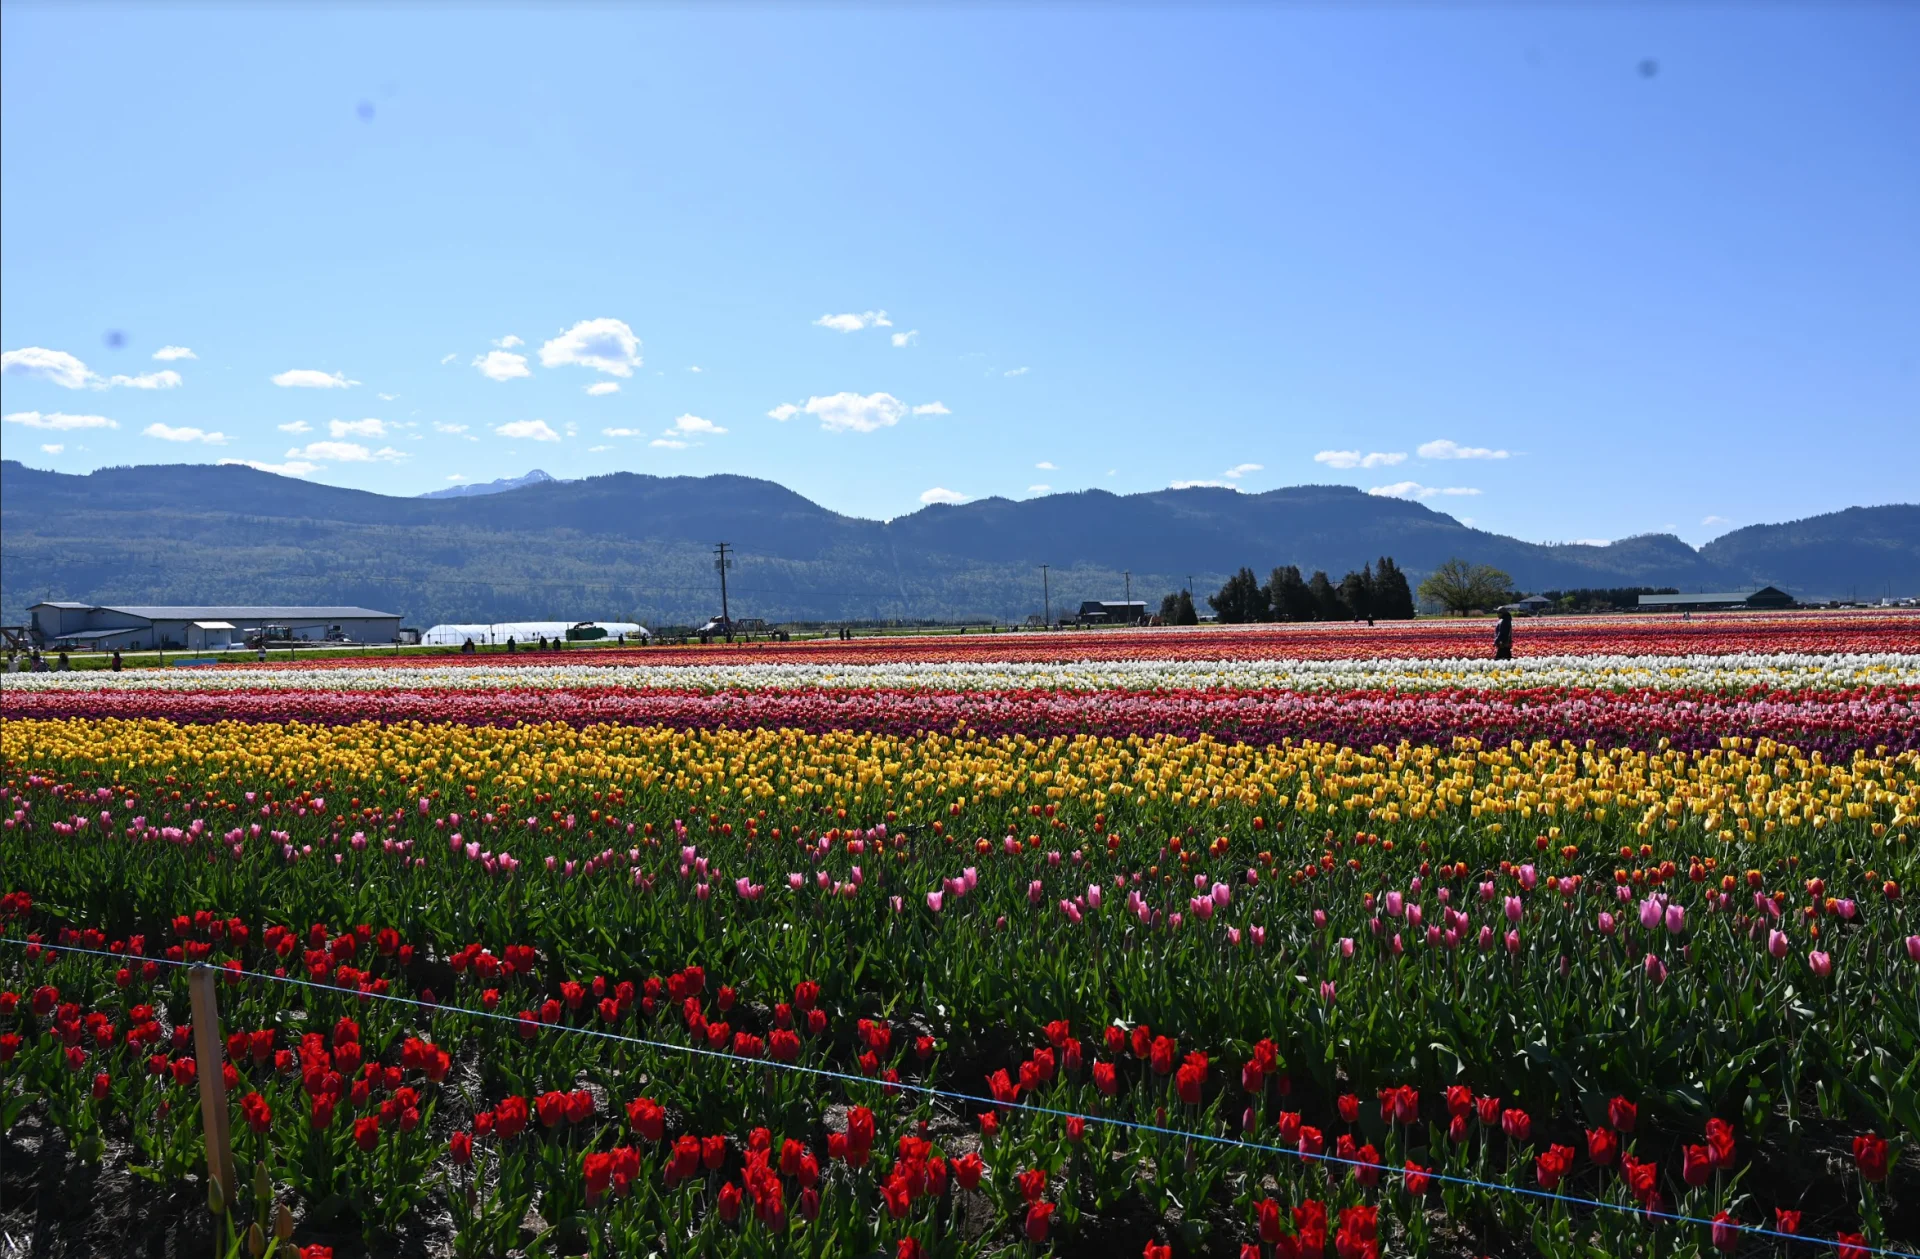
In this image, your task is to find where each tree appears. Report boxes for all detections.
[1267,565,1314,622]
[1416,558,1515,615]
[1372,556,1416,620]
[1159,589,1198,625]
[1336,563,1374,621]
[1306,570,1345,621]
[1208,567,1270,623]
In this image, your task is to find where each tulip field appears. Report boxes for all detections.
[1,611,1916,1257]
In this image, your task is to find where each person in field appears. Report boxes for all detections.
[1494,609,1513,661]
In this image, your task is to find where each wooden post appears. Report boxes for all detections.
[188,965,237,1206]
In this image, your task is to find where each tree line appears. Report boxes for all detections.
[1160,557,1418,624]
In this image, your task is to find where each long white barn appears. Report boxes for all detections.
[27,602,402,651]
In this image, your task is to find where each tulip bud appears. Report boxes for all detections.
[246,1223,266,1258]
[207,1176,226,1216]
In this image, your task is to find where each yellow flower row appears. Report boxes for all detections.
[5,718,1917,839]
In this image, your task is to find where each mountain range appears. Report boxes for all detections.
[2,459,1914,627]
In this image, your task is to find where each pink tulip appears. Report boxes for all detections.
[1767,930,1789,959]
[1478,880,1496,902]
[1385,891,1405,918]
[1807,950,1831,978]
[1504,896,1524,925]
[1597,912,1616,935]
[1086,883,1102,909]
[1059,899,1083,924]
[1251,926,1266,947]
[1665,904,1686,934]
[1339,937,1355,958]
[1313,909,1328,930]
[1639,897,1664,930]
[1478,926,1494,951]
[1319,981,1336,1003]
[1907,936,1920,963]
[1504,929,1520,954]
[1408,903,1423,929]
[1518,864,1538,891]
[1643,954,1667,983]
[927,891,944,913]
[1028,879,1045,905]
[788,873,805,890]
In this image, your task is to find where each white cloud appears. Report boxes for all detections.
[4,410,117,430]
[152,346,196,361]
[446,474,467,482]
[669,414,727,435]
[1223,462,1263,479]
[688,365,702,373]
[284,440,406,462]
[1170,479,1236,490]
[650,437,689,449]
[433,422,469,434]
[1004,366,1029,377]
[2,347,97,389]
[588,444,612,452]
[108,370,182,390]
[378,392,398,401]
[277,421,312,433]
[1417,439,1510,461]
[813,310,892,333]
[773,391,909,433]
[472,350,530,382]
[1314,450,1405,470]
[495,419,561,442]
[585,382,621,396]
[601,427,644,438]
[221,458,319,477]
[1366,481,1482,500]
[539,318,642,376]
[1701,515,1732,527]
[143,423,228,444]
[911,401,951,416]
[439,353,458,365]
[891,330,919,348]
[271,369,358,389]
[1028,484,1052,494]
[919,487,967,505]
[40,443,64,454]
[1035,461,1056,470]
[493,334,524,349]
[330,418,388,438]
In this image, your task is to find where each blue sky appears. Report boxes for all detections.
[3,4,1915,546]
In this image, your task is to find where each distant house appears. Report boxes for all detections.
[1498,594,1555,616]
[27,602,402,650]
[1636,586,1795,612]
[1076,600,1148,625]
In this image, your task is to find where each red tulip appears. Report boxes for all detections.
[1586,1127,1618,1166]
[1852,1133,1889,1182]
[1607,1096,1637,1133]
[1024,1202,1055,1243]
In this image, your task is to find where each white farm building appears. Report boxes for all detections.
[27,602,403,651]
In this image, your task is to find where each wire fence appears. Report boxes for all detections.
[3,938,1912,1258]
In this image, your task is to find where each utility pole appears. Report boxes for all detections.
[1124,570,1132,624]
[1041,564,1051,629]
[1186,574,1194,596]
[714,542,734,643]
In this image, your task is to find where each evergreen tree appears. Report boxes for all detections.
[1267,565,1314,622]
[1336,563,1374,620]
[1208,567,1271,623]
[1159,589,1198,625]
[1372,556,1416,619]
[1306,569,1345,620]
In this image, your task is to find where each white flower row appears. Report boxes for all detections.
[4,652,1916,696]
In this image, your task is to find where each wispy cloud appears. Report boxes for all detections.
[493,334,524,349]
[108,370,182,390]
[1315,450,1405,470]
[769,392,906,433]
[152,346,196,361]
[472,350,530,382]
[221,458,319,477]
[495,419,561,442]
[919,487,967,505]
[911,402,950,416]
[540,318,642,376]
[1417,439,1509,460]
[1035,461,1056,471]
[1366,481,1481,500]
[602,427,644,438]
[813,310,892,333]
[433,422,469,434]
[271,369,358,389]
[40,443,64,454]
[284,441,407,463]
[330,418,388,438]
[1701,514,1732,527]
[1223,463,1263,479]
[1003,366,1029,377]
[277,421,312,434]
[1027,484,1052,494]
[650,437,689,449]
[586,382,620,396]
[143,423,227,444]
[669,414,727,435]
[2,347,97,389]
[439,353,458,365]
[891,330,919,348]
[4,410,117,431]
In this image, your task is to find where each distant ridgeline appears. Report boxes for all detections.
[2,460,1914,626]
